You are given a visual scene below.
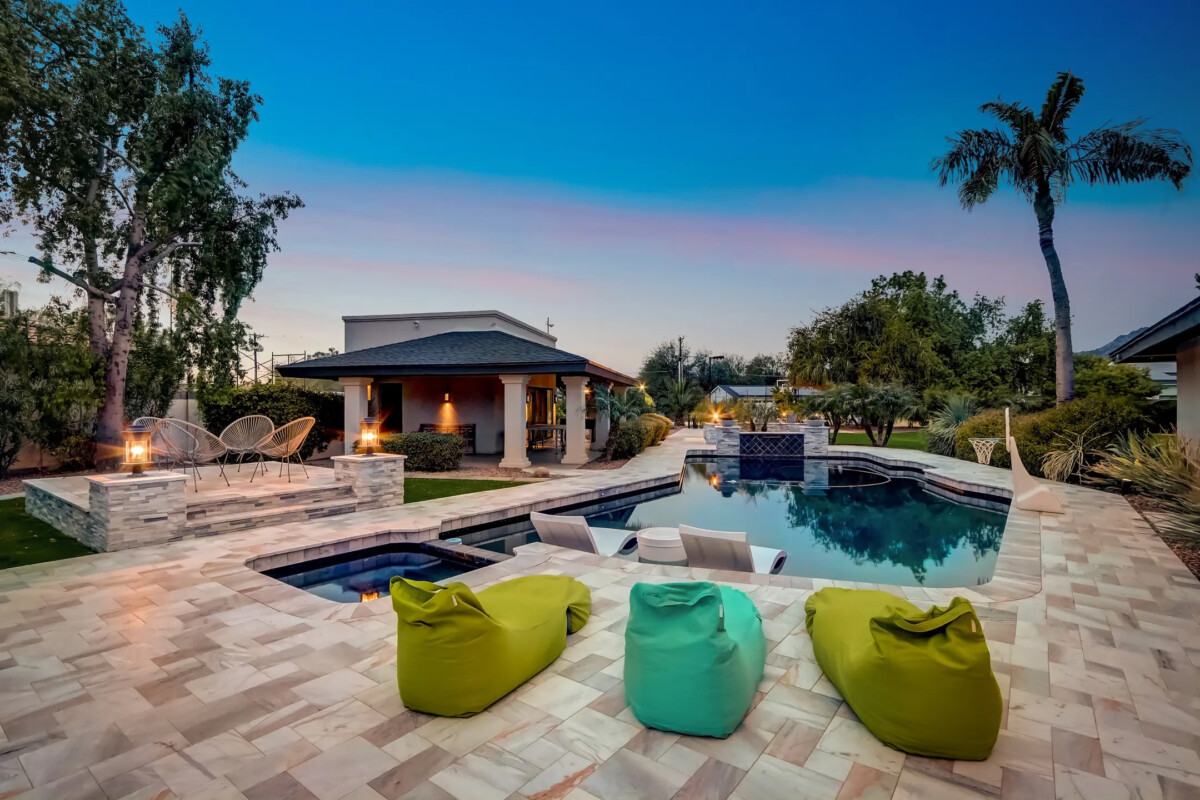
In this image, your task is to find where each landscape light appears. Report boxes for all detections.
[122,422,153,475]
[359,416,380,456]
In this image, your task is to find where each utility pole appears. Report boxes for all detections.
[677,336,685,383]
[546,317,555,335]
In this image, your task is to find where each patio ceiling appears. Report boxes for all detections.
[276,330,636,385]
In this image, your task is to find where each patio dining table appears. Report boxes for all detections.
[527,424,566,452]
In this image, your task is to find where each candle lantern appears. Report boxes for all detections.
[123,423,153,475]
[359,417,381,456]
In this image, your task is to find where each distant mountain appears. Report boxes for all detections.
[1084,327,1149,358]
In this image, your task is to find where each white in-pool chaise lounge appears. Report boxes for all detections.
[678,524,788,574]
[529,511,638,557]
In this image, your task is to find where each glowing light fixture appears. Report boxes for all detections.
[122,422,153,475]
[444,389,451,403]
[359,416,381,456]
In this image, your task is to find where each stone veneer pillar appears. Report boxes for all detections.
[333,453,406,509]
[86,472,188,551]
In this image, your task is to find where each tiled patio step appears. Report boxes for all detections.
[184,497,359,537]
[186,484,354,521]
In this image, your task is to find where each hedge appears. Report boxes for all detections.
[610,419,648,460]
[198,383,341,460]
[380,432,463,471]
[955,396,1150,478]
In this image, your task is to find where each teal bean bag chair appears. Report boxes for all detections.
[391,575,591,717]
[624,581,765,738]
[805,587,1001,760]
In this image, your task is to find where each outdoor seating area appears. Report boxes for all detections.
[131,415,317,488]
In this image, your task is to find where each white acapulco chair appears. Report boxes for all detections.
[251,417,315,483]
[678,524,788,575]
[131,417,167,468]
[528,511,638,557]
[219,415,275,475]
[157,419,230,491]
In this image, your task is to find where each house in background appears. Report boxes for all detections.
[1111,295,1200,440]
[708,384,818,405]
[277,310,635,468]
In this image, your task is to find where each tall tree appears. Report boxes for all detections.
[932,72,1191,404]
[1,0,301,459]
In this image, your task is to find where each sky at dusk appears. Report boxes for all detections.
[4,0,1199,375]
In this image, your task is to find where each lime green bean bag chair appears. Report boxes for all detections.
[805,587,1001,760]
[390,575,591,717]
[625,581,765,738]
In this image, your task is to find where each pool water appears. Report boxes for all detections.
[262,543,500,603]
[583,459,1007,587]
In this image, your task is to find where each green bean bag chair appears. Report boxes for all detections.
[804,587,1001,760]
[624,581,765,738]
[390,574,591,717]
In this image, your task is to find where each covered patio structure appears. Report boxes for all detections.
[277,311,636,469]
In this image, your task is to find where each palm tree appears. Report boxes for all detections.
[932,72,1192,404]
[660,379,703,423]
[594,386,649,460]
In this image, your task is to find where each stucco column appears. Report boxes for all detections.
[562,376,589,465]
[499,374,531,468]
[339,377,372,454]
[1179,336,1200,442]
[591,382,611,451]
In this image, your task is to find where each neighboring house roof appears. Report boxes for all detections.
[276,330,635,385]
[1111,296,1200,363]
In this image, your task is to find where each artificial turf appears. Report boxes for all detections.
[404,477,528,503]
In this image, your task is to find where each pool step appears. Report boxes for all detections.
[184,497,360,537]
[186,484,354,522]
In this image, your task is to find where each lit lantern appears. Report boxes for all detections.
[359,416,381,456]
[444,389,451,403]
[123,422,153,475]
[712,412,719,423]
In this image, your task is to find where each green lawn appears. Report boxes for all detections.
[0,497,94,569]
[834,430,929,451]
[404,477,528,503]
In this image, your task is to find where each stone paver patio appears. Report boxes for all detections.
[2,432,1199,799]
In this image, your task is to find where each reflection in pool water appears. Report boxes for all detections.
[584,459,1007,587]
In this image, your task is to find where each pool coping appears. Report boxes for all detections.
[196,435,1047,620]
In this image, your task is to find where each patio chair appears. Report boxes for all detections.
[251,416,315,483]
[528,511,638,557]
[132,417,167,468]
[158,419,230,491]
[219,415,275,474]
[678,524,788,575]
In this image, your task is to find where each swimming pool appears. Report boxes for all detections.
[470,458,1007,588]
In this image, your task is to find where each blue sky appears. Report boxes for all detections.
[9,0,1200,373]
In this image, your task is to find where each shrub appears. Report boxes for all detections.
[955,396,1149,478]
[380,432,463,471]
[198,382,341,460]
[639,413,670,446]
[926,394,978,456]
[610,419,647,460]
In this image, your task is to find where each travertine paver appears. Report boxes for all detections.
[1,432,1198,799]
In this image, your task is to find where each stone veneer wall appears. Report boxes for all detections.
[332,453,406,509]
[24,483,88,543]
[87,472,188,551]
[702,421,830,457]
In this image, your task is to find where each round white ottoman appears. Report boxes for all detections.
[637,527,686,564]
